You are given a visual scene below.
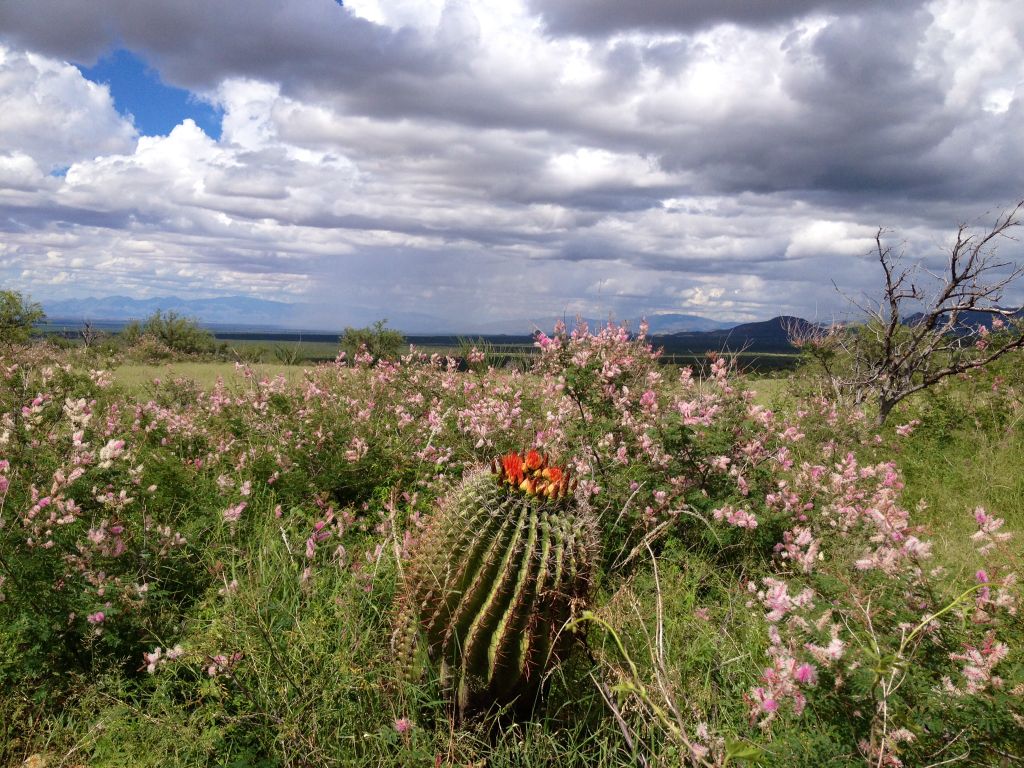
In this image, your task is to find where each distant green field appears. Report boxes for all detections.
[112,362,308,394]
[220,338,341,363]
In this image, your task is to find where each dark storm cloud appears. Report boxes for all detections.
[0,0,445,93]
[527,0,924,37]
[639,7,1022,214]
[0,202,162,231]
[1,0,1011,218]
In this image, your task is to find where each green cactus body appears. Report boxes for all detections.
[395,454,597,716]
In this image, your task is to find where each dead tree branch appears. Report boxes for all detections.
[788,201,1024,424]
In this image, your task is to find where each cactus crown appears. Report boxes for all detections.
[492,449,572,500]
[395,451,596,717]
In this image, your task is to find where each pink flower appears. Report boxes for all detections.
[794,663,817,685]
[894,419,920,437]
[394,717,413,734]
[223,502,247,523]
[87,611,105,624]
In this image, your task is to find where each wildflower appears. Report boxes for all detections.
[345,436,369,462]
[98,439,126,468]
[712,504,758,530]
[794,662,818,685]
[894,419,920,437]
[524,449,543,471]
[943,635,1009,695]
[394,717,413,734]
[87,611,105,624]
[223,502,247,523]
[972,507,1012,554]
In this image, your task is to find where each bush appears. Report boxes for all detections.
[123,310,217,356]
[0,290,44,347]
[339,319,405,363]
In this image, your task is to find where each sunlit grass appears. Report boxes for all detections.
[112,362,308,394]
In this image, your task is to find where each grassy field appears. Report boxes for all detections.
[112,361,309,394]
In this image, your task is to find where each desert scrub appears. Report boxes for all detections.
[1,329,1022,766]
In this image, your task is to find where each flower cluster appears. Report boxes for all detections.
[492,449,572,499]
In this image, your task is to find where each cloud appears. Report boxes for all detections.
[0,47,136,171]
[525,0,921,37]
[0,0,1022,330]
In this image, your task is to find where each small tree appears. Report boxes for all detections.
[122,311,217,355]
[79,319,106,349]
[339,319,405,363]
[792,201,1024,424]
[0,290,45,348]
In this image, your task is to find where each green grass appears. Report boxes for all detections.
[222,339,341,363]
[894,400,1024,568]
[745,375,791,406]
[112,362,308,395]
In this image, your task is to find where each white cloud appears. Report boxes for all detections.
[0,46,136,171]
[786,220,877,260]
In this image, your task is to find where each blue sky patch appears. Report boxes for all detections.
[80,49,222,139]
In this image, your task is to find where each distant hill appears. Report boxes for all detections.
[903,308,1023,330]
[40,295,736,336]
[643,313,733,333]
[476,312,730,335]
[39,294,810,345]
[655,315,816,354]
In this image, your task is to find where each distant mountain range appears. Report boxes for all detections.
[903,308,1024,330]
[39,294,1022,356]
[41,295,736,335]
[44,295,298,328]
[39,294,839,352]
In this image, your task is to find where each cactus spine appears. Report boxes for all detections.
[395,450,598,716]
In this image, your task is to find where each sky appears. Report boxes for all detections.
[0,0,1022,332]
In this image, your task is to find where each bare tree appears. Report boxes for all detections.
[791,201,1024,425]
[79,319,104,349]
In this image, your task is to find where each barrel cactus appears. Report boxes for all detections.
[395,450,598,716]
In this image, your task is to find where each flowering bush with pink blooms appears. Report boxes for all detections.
[0,325,1021,767]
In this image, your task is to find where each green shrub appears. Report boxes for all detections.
[0,290,44,347]
[340,319,405,363]
[124,310,217,356]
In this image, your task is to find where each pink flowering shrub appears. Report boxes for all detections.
[0,356,202,682]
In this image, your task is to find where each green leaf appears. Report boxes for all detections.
[725,737,765,763]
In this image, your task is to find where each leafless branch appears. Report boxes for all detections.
[788,201,1024,424]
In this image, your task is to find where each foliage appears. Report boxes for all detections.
[0,322,1021,767]
[339,319,405,363]
[122,310,218,357]
[0,290,45,347]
